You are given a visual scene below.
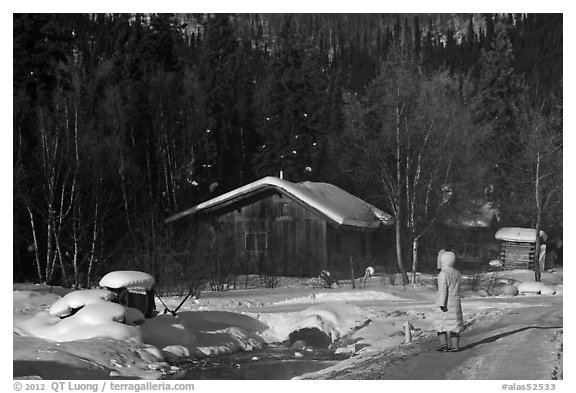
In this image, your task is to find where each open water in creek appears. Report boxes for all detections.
[167,344,349,380]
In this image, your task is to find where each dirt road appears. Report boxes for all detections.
[308,296,563,380]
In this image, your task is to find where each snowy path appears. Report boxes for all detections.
[300,295,562,380]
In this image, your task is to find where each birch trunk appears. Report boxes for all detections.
[395,87,409,285]
[533,152,542,282]
[26,205,44,283]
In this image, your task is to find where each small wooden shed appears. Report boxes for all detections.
[495,227,548,270]
[165,176,395,278]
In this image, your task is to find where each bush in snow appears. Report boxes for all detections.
[259,273,280,288]
[493,283,519,297]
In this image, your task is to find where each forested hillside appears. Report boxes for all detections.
[13,13,562,287]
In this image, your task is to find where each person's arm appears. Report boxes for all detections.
[436,272,448,311]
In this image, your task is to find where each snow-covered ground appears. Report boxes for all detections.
[12,268,563,380]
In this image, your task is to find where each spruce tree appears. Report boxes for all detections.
[474,21,525,221]
[253,16,331,182]
[197,14,252,193]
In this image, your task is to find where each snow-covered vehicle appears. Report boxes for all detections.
[99,270,157,318]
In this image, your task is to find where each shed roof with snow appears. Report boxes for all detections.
[165,176,393,229]
[495,227,548,243]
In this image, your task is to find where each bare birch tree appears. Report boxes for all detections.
[515,100,562,281]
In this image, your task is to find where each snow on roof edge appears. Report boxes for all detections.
[165,176,393,229]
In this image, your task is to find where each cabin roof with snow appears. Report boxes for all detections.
[165,176,394,229]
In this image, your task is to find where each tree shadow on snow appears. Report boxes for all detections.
[175,311,270,333]
[13,360,121,380]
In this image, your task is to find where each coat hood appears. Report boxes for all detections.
[439,251,456,269]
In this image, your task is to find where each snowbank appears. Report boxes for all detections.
[253,302,372,344]
[15,299,143,343]
[14,289,374,359]
[517,281,557,295]
[49,288,117,317]
[272,290,404,305]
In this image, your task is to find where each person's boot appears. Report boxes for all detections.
[449,333,460,352]
[436,332,448,351]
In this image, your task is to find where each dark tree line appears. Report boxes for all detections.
[13,13,562,286]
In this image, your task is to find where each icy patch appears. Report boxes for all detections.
[99,271,155,290]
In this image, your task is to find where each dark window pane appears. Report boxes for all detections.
[280,202,289,217]
[246,233,267,251]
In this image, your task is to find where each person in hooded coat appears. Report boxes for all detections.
[434,251,464,352]
[437,245,454,271]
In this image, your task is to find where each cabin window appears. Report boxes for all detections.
[279,202,289,217]
[246,233,267,251]
[334,233,342,253]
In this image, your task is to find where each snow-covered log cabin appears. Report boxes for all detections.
[164,176,395,279]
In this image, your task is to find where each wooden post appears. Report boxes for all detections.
[403,321,412,344]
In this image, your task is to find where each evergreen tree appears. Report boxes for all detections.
[253,16,332,182]
[474,21,525,222]
[197,14,255,193]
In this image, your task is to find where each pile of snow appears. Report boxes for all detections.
[517,281,557,295]
[15,273,156,344]
[491,269,562,296]
[49,288,117,318]
[253,302,372,344]
[15,298,143,343]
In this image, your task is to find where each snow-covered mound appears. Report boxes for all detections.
[254,302,372,344]
[99,271,155,290]
[497,269,563,286]
[517,281,556,295]
[49,288,117,317]
[15,283,150,343]
[15,304,142,343]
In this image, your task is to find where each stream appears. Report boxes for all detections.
[167,344,350,380]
